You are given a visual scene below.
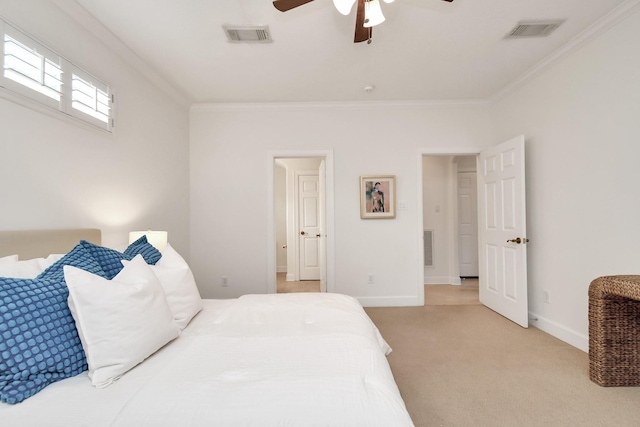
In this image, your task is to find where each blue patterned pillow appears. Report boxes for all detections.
[0,245,106,404]
[79,237,161,280]
[124,236,162,265]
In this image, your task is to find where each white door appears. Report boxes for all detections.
[458,172,479,277]
[478,135,528,328]
[318,160,327,291]
[298,174,321,281]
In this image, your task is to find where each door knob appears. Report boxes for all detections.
[300,231,306,235]
[506,237,530,244]
[316,234,321,237]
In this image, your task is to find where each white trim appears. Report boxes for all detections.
[53,0,639,110]
[490,0,640,103]
[357,296,423,308]
[191,2,640,112]
[424,276,462,286]
[51,0,190,108]
[191,99,488,113]
[267,150,335,295]
[529,312,588,352]
[0,86,115,136]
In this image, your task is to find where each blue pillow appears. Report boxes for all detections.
[0,245,106,404]
[79,236,161,279]
[124,236,162,265]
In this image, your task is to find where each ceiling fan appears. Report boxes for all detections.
[273,0,454,44]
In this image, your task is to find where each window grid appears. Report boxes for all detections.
[1,19,113,132]
[3,34,63,101]
[72,74,110,124]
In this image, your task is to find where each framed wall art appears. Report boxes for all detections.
[360,175,396,219]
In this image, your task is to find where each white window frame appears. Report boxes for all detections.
[2,25,63,110]
[67,65,112,129]
[0,18,114,132]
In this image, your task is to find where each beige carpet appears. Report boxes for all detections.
[424,279,480,306]
[365,288,640,427]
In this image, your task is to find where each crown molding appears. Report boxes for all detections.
[191,98,489,113]
[54,0,640,113]
[489,0,640,104]
[196,0,640,113]
[52,0,191,108]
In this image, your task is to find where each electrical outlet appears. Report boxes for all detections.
[368,274,375,285]
[543,290,550,303]
[222,276,229,287]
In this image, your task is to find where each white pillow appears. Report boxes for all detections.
[0,254,19,272]
[0,253,65,278]
[123,243,203,330]
[38,253,65,270]
[0,255,18,263]
[64,255,180,388]
[0,254,41,278]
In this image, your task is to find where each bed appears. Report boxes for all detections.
[0,229,414,426]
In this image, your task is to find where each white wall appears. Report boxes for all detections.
[190,105,491,302]
[0,1,190,254]
[488,8,640,350]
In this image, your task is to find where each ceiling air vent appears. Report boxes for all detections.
[505,20,564,39]
[223,25,272,43]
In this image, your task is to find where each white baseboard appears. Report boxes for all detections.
[357,295,423,307]
[424,276,461,285]
[529,311,588,353]
[285,273,295,282]
[276,266,287,273]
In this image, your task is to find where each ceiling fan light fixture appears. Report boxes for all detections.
[333,0,356,15]
[383,0,395,3]
[363,0,385,28]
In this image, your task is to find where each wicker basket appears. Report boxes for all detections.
[589,275,640,386]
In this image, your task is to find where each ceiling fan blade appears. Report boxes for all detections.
[441,0,454,2]
[273,0,315,12]
[353,0,370,43]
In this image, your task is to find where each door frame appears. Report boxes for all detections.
[267,150,335,294]
[416,147,485,305]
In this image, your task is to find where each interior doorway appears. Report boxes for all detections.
[267,150,335,295]
[419,136,528,328]
[421,153,480,299]
[275,158,322,293]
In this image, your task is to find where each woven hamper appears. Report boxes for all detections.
[589,275,640,386]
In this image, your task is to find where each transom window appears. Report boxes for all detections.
[1,19,114,132]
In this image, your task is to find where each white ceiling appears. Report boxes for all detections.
[67,0,627,104]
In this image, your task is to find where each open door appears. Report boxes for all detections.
[298,172,321,281]
[478,135,529,328]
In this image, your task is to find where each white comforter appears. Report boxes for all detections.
[1,293,414,427]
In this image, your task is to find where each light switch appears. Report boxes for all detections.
[398,201,408,210]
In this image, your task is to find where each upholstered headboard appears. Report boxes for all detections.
[0,228,101,259]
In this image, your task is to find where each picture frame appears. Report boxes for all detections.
[360,175,396,219]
